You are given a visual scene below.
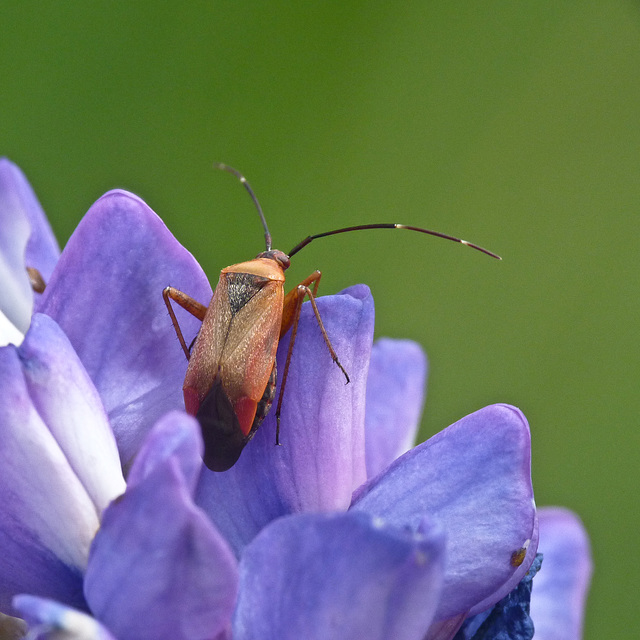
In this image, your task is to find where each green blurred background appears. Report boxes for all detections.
[3,1,638,637]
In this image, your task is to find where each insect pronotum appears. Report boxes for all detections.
[164,164,501,472]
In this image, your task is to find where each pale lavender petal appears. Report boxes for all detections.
[424,613,468,640]
[126,410,203,494]
[196,286,374,555]
[19,314,125,513]
[0,308,24,346]
[1,161,60,283]
[14,595,116,640]
[352,404,537,620]
[530,508,592,640]
[0,346,97,612]
[38,189,212,467]
[365,338,427,478]
[85,420,238,640]
[233,512,445,640]
[0,158,60,332]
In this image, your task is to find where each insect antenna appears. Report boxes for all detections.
[215,163,273,251]
[288,223,501,260]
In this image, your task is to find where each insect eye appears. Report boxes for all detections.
[257,250,290,270]
[276,252,290,269]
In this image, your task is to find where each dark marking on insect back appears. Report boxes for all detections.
[197,363,277,472]
[197,377,247,471]
[226,272,270,316]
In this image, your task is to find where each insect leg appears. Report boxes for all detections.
[280,270,321,337]
[275,275,349,444]
[163,286,208,360]
[301,290,349,384]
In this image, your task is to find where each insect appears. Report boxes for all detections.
[164,164,500,472]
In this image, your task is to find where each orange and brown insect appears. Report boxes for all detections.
[164,164,500,472]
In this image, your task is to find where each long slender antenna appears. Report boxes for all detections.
[288,223,501,260]
[215,163,272,251]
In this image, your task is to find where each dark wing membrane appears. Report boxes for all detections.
[198,377,246,471]
[226,272,269,316]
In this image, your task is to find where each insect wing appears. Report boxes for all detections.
[197,377,245,471]
[183,270,284,437]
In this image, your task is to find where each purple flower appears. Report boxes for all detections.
[0,159,588,639]
[0,159,59,344]
[1,315,239,639]
[530,508,592,640]
[452,507,592,640]
[0,313,125,614]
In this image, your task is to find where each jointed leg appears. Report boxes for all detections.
[163,286,208,360]
[275,275,349,444]
[280,270,321,337]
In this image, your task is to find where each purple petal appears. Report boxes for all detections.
[0,345,97,612]
[530,508,592,640]
[451,552,542,640]
[0,158,59,332]
[234,511,445,640]
[424,614,468,640]
[13,595,116,640]
[85,424,238,640]
[3,160,60,283]
[365,338,427,478]
[126,410,203,494]
[352,404,537,621]
[19,314,125,513]
[38,189,212,467]
[0,309,24,346]
[196,285,374,555]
